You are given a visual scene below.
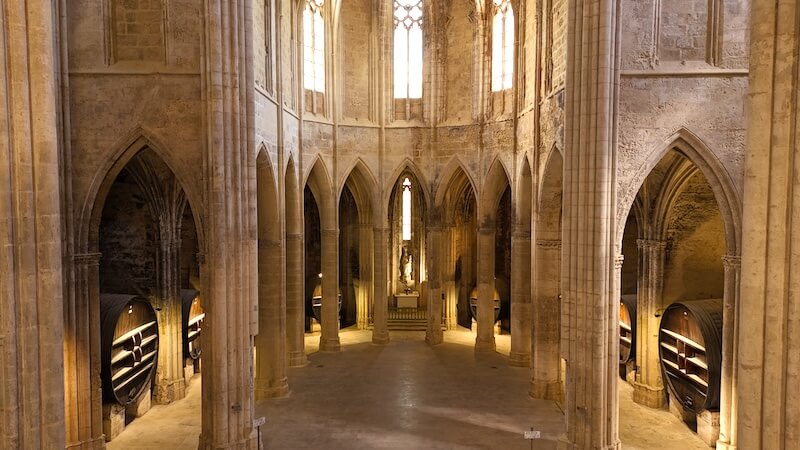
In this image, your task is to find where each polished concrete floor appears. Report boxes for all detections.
[108,328,708,449]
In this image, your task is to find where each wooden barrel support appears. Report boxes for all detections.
[658,299,723,413]
[181,289,204,360]
[100,294,159,405]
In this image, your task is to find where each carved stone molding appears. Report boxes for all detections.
[536,239,561,249]
[636,239,667,250]
[73,252,102,266]
[614,254,625,270]
[722,255,741,270]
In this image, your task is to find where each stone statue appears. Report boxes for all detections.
[400,246,414,287]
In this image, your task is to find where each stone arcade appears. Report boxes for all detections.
[1,0,798,449]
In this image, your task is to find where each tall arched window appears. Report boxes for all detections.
[402,178,412,240]
[491,0,514,92]
[303,0,325,93]
[394,0,424,99]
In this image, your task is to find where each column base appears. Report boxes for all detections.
[102,403,126,442]
[126,387,152,418]
[199,431,258,450]
[288,351,308,367]
[529,379,563,402]
[565,439,619,450]
[372,330,390,345]
[255,378,290,400]
[66,436,106,450]
[474,336,496,352]
[319,337,341,352]
[716,440,736,450]
[425,329,443,345]
[508,351,531,367]
[632,382,666,409]
[153,377,187,404]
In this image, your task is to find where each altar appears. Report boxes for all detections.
[395,293,419,309]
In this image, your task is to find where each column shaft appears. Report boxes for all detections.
[475,228,496,352]
[426,226,444,345]
[319,229,341,351]
[632,239,666,408]
[530,239,562,400]
[372,226,390,344]
[510,232,532,366]
[717,256,740,449]
[255,239,288,399]
[286,233,307,366]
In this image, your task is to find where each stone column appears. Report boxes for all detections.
[736,1,800,448]
[717,255,740,449]
[510,230,532,366]
[358,223,373,330]
[475,227,496,352]
[199,0,258,447]
[443,225,458,330]
[561,0,620,447]
[319,228,341,351]
[286,232,307,366]
[426,225,444,345]
[255,238,288,399]
[65,253,104,449]
[633,239,667,408]
[0,1,66,448]
[372,226,390,344]
[530,239,562,401]
[152,231,187,404]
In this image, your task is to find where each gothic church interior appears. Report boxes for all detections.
[2,0,799,449]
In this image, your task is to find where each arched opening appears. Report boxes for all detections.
[436,163,478,331]
[388,171,427,321]
[338,185,360,328]
[530,149,563,401]
[304,185,323,333]
[618,147,729,447]
[95,148,201,440]
[495,186,512,334]
[254,151,287,399]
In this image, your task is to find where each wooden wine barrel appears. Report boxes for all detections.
[619,295,637,364]
[100,294,159,405]
[658,299,723,413]
[469,286,501,322]
[181,289,204,360]
[310,281,342,322]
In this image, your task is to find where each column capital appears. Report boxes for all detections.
[536,239,561,249]
[73,252,102,266]
[477,227,495,235]
[321,229,339,238]
[512,231,532,240]
[614,254,625,270]
[636,238,667,250]
[196,252,206,265]
[722,255,741,269]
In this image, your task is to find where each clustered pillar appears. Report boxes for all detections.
[509,230,532,366]
[475,227,497,352]
[319,228,341,351]
[633,239,667,408]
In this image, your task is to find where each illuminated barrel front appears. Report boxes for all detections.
[619,295,637,364]
[658,299,723,413]
[181,289,204,360]
[100,294,159,405]
[469,286,501,322]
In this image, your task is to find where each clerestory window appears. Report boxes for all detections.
[491,0,514,92]
[303,0,325,93]
[394,0,424,99]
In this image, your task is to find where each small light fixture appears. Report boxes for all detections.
[318,273,323,278]
[128,305,133,315]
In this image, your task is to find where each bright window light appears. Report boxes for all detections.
[394,0,423,99]
[402,178,412,240]
[491,0,514,92]
[303,0,325,93]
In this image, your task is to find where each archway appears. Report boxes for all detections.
[435,162,478,332]
[94,147,201,440]
[618,146,730,446]
[254,150,287,399]
[530,148,563,401]
[387,170,428,323]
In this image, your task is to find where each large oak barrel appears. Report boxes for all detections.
[658,299,723,413]
[310,280,342,322]
[469,286,501,322]
[100,294,159,405]
[181,289,204,360]
[619,295,637,364]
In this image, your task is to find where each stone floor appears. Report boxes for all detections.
[108,328,709,449]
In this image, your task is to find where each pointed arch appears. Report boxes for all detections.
[434,156,478,208]
[305,155,336,229]
[285,155,302,235]
[82,127,204,254]
[257,148,280,242]
[383,158,431,212]
[516,154,533,230]
[618,128,742,254]
[479,156,511,220]
[340,158,378,225]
